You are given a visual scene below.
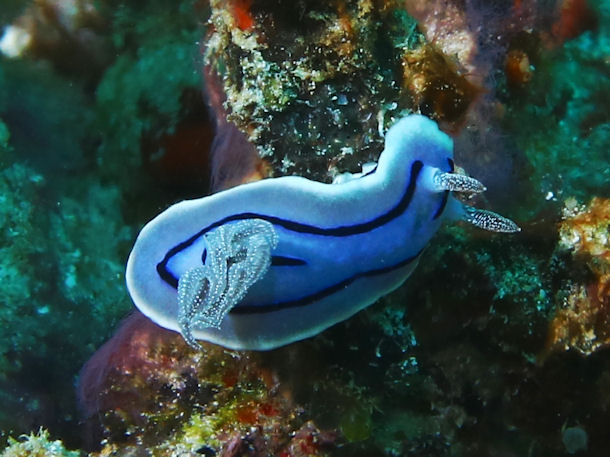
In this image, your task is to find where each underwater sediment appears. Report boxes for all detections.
[0,0,609,456]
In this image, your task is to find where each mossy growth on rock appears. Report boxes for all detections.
[205,0,426,180]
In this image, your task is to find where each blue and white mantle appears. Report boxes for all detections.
[126,115,518,350]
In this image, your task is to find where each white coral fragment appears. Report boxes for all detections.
[177,219,278,348]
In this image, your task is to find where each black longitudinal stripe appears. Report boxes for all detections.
[162,271,179,288]
[156,160,424,287]
[230,249,423,315]
[361,165,377,178]
[160,253,307,289]
[202,251,306,267]
[432,158,456,220]
[433,192,449,219]
[271,255,307,266]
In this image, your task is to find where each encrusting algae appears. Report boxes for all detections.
[545,197,610,356]
[204,0,488,180]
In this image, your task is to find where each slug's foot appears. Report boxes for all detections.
[177,219,278,348]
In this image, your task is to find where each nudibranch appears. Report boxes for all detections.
[126,115,519,350]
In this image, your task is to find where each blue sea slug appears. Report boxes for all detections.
[126,114,519,350]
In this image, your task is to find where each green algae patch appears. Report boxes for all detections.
[148,377,272,452]
[0,120,9,151]
[503,5,610,218]
[0,55,131,440]
[96,41,201,168]
[373,411,442,454]
[0,429,79,457]
[339,404,373,442]
[92,0,208,197]
[0,59,93,175]
[179,413,224,451]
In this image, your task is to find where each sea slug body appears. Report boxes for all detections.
[126,115,518,350]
